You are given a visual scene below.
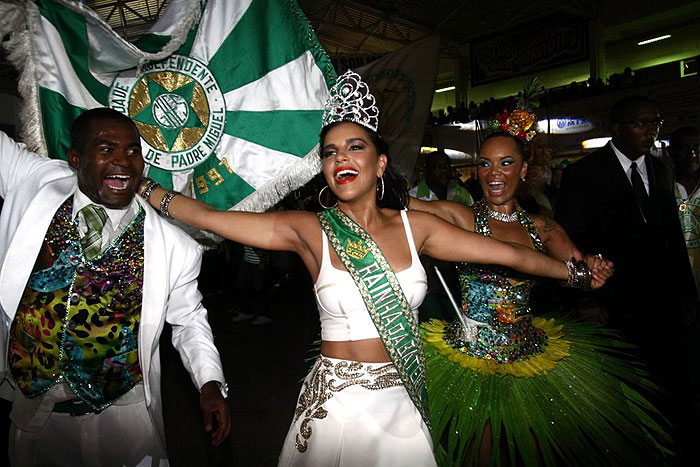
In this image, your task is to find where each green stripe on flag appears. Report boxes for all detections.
[207,0,310,93]
[193,155,255,210]
[145,166,174,190]
[37,0,110,105]
[39,87,86,161]
[133,34,171,54]
[134,28,198,56]
[224,110,322,158]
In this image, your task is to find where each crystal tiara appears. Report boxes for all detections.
[322,70,379,132]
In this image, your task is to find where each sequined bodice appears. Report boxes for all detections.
[454,200,547,362]
[459,201,544,322]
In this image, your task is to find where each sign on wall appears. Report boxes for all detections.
[470,15,589,86]
[332,54,384,74]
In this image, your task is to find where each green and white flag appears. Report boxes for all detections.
[0,0,336,211]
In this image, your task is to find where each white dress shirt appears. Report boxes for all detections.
[610,141,649,195]
[72,189,139,252]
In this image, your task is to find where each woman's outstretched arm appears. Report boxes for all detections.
[410,211,611,288]
[408,197,474,230]
[141,183,317,254]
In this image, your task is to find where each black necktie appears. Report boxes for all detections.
[630,161,649,220]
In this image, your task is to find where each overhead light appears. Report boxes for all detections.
[444,149,472,160]
[435,86,455,93]
[582,137,611,149]
[582,138,667,151]
[637,35,671,46]
[449,121,479,131]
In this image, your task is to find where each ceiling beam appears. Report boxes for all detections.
[434,0,470,32]
[303,0,431,43]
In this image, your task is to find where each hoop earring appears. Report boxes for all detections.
[377,175,385,201]
[318,185,337,210]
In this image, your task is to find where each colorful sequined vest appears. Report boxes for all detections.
[8,199,145,411]
[453,200,548,363]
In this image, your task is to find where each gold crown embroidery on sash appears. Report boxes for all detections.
[345,238,370,259]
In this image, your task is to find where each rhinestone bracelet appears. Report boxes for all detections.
[561,259,591,289]
[138,178,160,200]
[562,259,576,287]
[160,190,178,220]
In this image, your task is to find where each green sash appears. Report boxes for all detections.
[317,208,430,428]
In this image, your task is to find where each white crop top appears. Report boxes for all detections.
[315,210,428,341]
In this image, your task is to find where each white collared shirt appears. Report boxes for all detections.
[72,190,139,252]
[610,141,649,195]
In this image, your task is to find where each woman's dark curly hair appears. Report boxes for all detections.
[319,121,408,210]
[480,131,529,161]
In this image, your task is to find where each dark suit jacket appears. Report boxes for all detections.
[555,144,695,336]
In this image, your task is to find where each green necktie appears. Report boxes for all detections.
[79,204,107,260]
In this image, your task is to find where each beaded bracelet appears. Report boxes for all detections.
[160,190,178,220]
[138,178,160,200]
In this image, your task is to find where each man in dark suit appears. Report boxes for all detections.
[556,95,698,462]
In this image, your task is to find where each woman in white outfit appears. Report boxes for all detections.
[138,71,611,466]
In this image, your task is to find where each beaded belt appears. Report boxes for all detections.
[293,357,402,453]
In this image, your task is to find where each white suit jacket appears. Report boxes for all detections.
[0,131,226,444]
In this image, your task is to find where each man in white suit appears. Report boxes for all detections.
[0,108,230,466]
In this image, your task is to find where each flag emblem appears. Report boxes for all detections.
[0,0,336,212]
[110,55,226,171]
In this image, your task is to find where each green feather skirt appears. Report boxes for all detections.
[422,317,672,466]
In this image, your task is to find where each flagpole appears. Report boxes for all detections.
[433,266,482,342]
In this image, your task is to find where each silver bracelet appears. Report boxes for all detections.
[561,259,591,289]
[160,190,178,220]
[138,178,159,200]
[574,260,592,290]
[562,259,576,287]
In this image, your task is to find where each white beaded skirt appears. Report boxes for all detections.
[278,356,436,467]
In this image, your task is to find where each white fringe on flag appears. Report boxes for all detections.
[236,144,322,213]
[0,0,205,155]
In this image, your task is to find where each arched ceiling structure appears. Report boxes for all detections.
[1,0,697,96]
[85,0,700,56]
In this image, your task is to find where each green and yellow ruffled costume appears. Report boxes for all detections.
[423,200,670,466]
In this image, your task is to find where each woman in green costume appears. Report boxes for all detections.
[410,130,670,466]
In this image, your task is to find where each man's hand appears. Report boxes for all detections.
[200,380,231,446]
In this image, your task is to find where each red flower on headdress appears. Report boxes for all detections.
[495,110,509,124]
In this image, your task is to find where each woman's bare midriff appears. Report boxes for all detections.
[321,338,391,363]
